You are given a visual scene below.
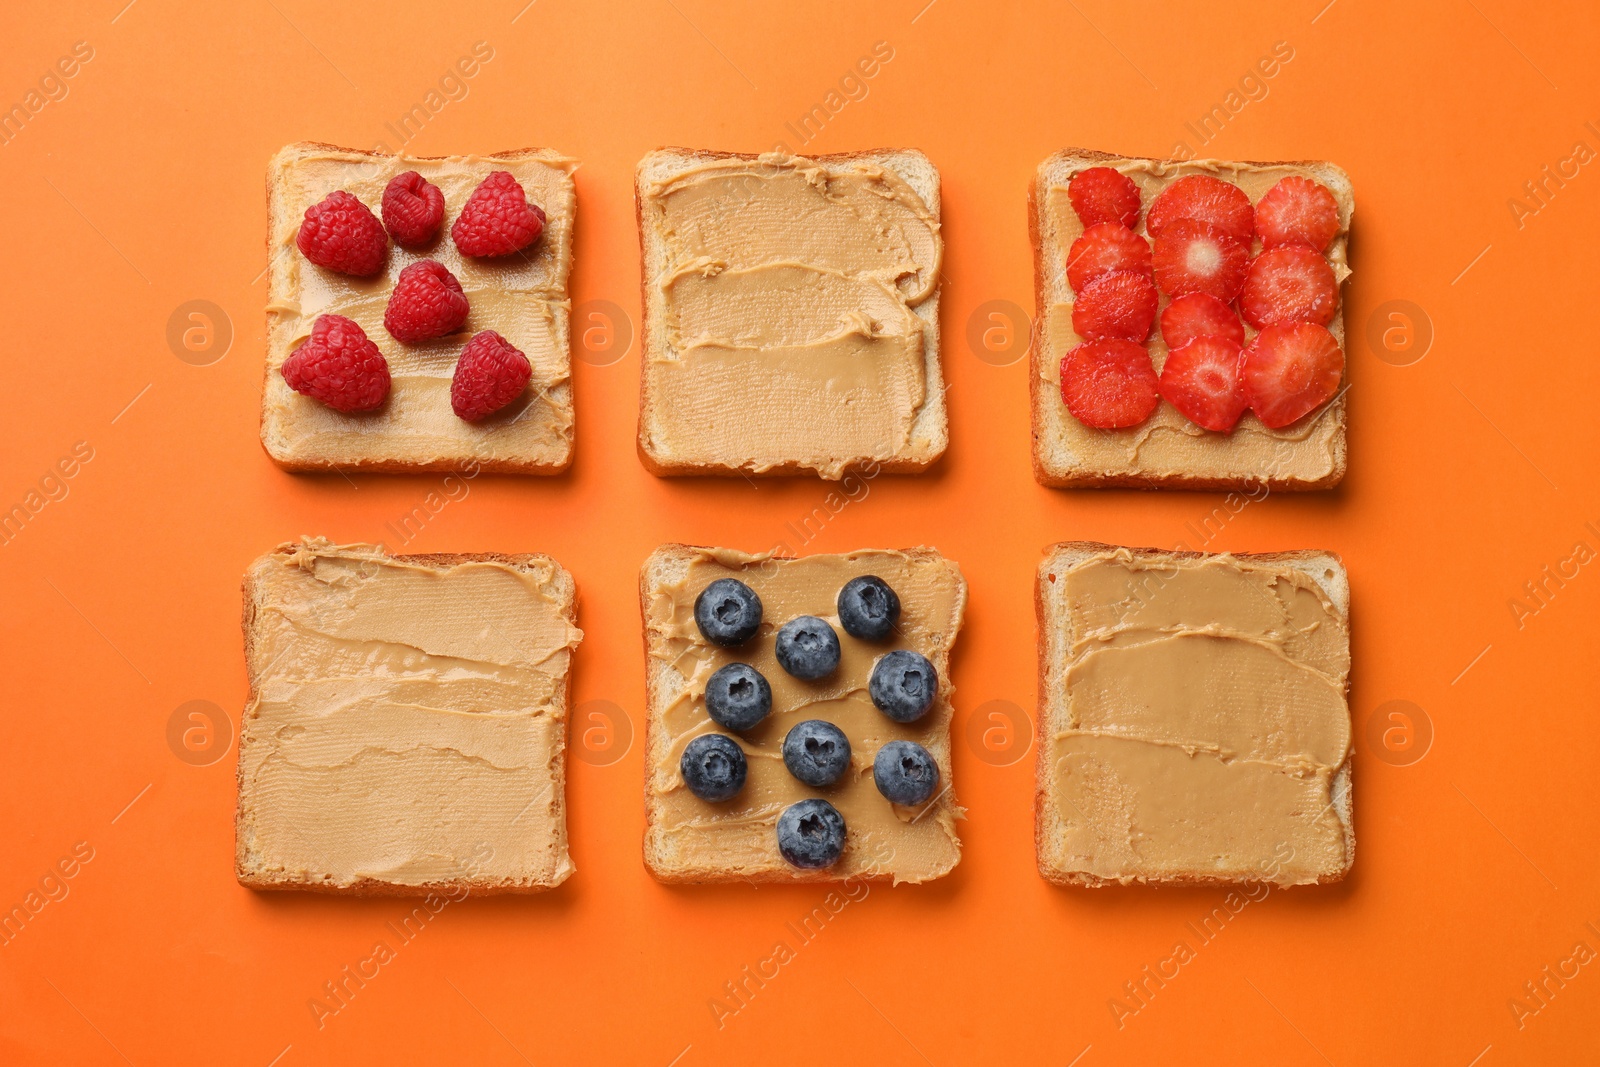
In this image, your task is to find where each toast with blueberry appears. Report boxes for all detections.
[639,544,966,883]
[1029,149,1353,489]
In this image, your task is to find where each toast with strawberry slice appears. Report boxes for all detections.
[1030,149,1353,490]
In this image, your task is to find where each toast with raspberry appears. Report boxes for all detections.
[263,142,576,474]
[1030,149,1353,490]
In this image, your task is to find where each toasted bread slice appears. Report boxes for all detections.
[1035,541,1353,887]
[640,544,965,883]
[264,142,576,474]
[636,148,947,480]
[1030,149,1353,490]
[236,539,581,894]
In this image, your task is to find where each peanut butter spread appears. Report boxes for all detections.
[645,547,965,882]
[1037,157,1351,483]
[640,154,942,479]
[264,146,576,470]
[237,540,581,890]
[1041,548,1351,885]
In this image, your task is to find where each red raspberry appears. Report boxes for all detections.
[451,171,546,257]
[384,260,469,342]
[1255,176,1340,252]
[451,330,532,421]
[1067,223,1152,292]
[1160,293,1245,350]
[295,190,387,276]
[1060,339,1159,429]
[1067,166,1142,230]
[1147,174,1254,242]
[1071,271,1158,342]
[381,171,446,248]
[1152,219,1248,300]
[1240,323,1344,428]
[1239,246,1339,329]
[281,315,390,413]
[1158,337,1248,432]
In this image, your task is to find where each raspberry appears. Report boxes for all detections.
[1152,219,1248,300]
[1067,166,1142,230]
[451,330,532,421]
[1160,293,1245,350]
[1239,246,1339,329]
[1060,339,1159,429]
[381,171,446,248]
[1158,337,1248,432]
[1071,271,1158,342]
[295,190,387,276]
[1255,176,1340,252]
[1147,174,1254,242]
[451,171,546,257]
[1066,223,1152,292]
[281,315,390,413]
[384,260,469,342]
[1240,323,1343,429]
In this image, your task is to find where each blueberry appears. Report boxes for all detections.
[781,720,852,787]
[694,578,762,647]
[869,650,938,723]
[776,798,847,869]
[774,616,841,680]
[837,575,901,640]
[873,740,939,806]
[704,662,772,732]
[680,734,747,802]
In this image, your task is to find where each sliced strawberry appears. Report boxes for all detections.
[1240,246,1339,329]
[1147,174,1253,241]
[1158,337,1248,432]
[1067,167,1141,229]
[1060,339,1160,429]
[1160,293,1245,350]
[1152,219,1248,301]
[1067,223,1152,292]
[1240,323,1344,428]
[1071,270,1158,342]
[1255,176,1340,251]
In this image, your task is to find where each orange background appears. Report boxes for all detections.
[2,1,1597,1063]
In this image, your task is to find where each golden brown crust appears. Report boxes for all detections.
[235,541,577,895]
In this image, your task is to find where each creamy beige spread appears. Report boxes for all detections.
[1037,157,1350,483]
[237,539,581,889]
[264,146,576,469]
[641,154,941,479]
[646,548,965,882]
[1041,548,1351,884]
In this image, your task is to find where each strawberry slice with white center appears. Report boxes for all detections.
[1152,219,1248,300]
[1239,246,1339,329]
[1255,176,1340,251]
[1147,174,1254,241]
[1060,339,1160,429]
[1157,337,1247,432]
[1159,292,1245,350]
[1239,322,1344,429]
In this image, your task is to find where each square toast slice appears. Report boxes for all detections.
[641,544,965,883]
[636,148,947,480]
[264,142,576,474]
[1030,149,1353,489]
[1035,541,1353,887]
[236,539,581,894]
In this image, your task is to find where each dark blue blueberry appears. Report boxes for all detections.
[680,733,747,802]
[781,720,852,787]
[837,575,901,640]
[694,578,762,647]
[869,650,937,723]
[873,740,939,806]
[776,798,847,869]
[704,662,772,732]
[774,616,841,680]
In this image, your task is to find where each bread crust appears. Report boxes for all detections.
[1033,540,1354,888]
[263,142,576,476]
[235,542,578,895]
[1029,148,1351,491]
[634,148,946,479]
